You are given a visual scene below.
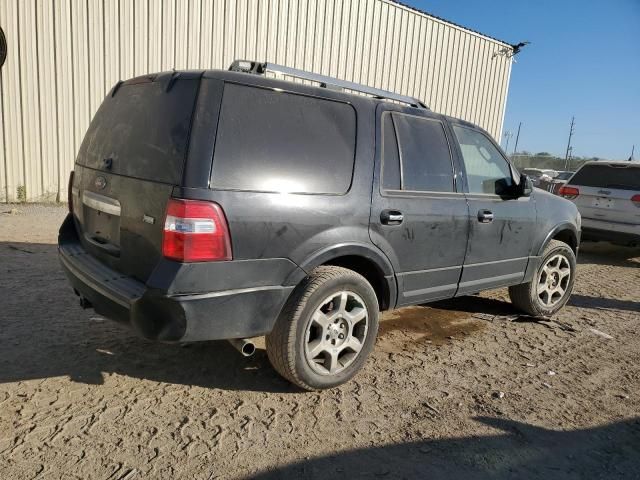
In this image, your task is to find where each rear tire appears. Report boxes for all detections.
[509,239,576,317]
[266,266,379,391]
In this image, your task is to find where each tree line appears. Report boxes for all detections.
[509,152,610,172]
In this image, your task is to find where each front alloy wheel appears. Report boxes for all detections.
[509,239,576,317]
[536,254,572,308]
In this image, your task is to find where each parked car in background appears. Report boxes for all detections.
[537,170,557,192]
[548,171,575,194]
[559,161,640,246]
[521,168,557,187]
[58,61,581,390]
[521,168,546,186]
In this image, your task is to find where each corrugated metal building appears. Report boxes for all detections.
[0,0,513,202]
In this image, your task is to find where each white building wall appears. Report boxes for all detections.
[0,0,513,202]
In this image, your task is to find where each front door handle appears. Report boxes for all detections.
[381,210,403,225]
[477,209,494,223]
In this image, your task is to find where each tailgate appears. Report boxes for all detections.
[71,72,202,282]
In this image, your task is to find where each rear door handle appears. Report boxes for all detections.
[381,210,403,225]
[477,210,494,223]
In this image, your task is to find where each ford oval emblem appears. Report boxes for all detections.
[94,176,107,190]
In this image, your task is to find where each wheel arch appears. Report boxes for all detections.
[537,223,579,255]
[284,243,397,311]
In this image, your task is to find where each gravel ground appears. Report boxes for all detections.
[1,204,639,479]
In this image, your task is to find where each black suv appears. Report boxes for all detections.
[59,61,581,390]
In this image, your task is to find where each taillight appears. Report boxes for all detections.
[631,194,640,207]
[162,199,232,262]
[68,170,75,213]
[558,186,579,199]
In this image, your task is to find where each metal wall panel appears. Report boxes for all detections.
[0,0,512,202]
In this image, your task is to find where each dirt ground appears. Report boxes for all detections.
[1,204,639,479]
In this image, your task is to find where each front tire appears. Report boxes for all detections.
[266,266,379,390]
[509,239,576,317]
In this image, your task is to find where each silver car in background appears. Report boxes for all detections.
[559,161,640,246]
[546,170,575,194]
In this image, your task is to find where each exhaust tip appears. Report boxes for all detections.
[228,338,256,357]
[242,342,256,356]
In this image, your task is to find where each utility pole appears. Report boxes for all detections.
[504,131,513,154]
[564,116,575,170]
[513,122,522,155]
[630,145,635,162]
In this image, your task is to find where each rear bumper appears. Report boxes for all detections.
[581,217,640,245]
[58,215,295,342]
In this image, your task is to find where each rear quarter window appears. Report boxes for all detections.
[211,83,356,194]
[569,164,640,190]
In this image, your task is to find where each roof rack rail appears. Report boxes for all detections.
[229,60,428,109]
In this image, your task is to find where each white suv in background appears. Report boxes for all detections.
[559,161,640,246]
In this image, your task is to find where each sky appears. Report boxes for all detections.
[408,0,640,160]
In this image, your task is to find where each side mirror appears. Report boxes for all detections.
[518,174,533,197]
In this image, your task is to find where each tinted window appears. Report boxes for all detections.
[569,164,640,190]
[453,125,514,194]
[77,78,200,184]
[211,83,356,194]
[381,113,401,190]
[556,171,574,181]
[390,114,454,192]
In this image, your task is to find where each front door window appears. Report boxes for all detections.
[452,125,516,195]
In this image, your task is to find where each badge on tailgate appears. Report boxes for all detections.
[94,175,107,190]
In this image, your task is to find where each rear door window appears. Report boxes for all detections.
[211,83,356,194]
[77,77,200,184]
[382,112,454,192]
[569,164,640,190]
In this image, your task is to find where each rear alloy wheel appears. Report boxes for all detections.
[304,290,369,376]
[266,266,379,390]
[509,239,576,317]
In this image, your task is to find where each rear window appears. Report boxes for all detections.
[77,77,200,184]
[569,164,640,190]
[211,83,356,194]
